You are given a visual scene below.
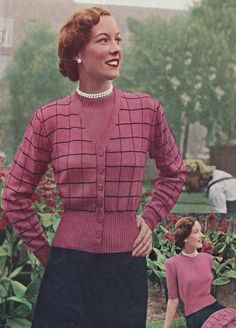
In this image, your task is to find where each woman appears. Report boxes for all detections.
[184,159,236,214]
[164,216,225,328]
[3,7,186,328]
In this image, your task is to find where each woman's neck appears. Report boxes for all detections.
[78,81,112,94]
[182,248,198,257]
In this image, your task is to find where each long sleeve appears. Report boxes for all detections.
[142,102,186,230]
[2,109,51,266]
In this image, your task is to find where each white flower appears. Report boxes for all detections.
[165,63,172,71]
[170,77,181,90]
[181,93,191,106]
[214,86,225,100]
[195,75,203,81]
[209,66,217,73]
[209,73,216,81]
[184,58,192,65]
[228,63,236,76]
[194,100,202,112]
[194,82,202,89]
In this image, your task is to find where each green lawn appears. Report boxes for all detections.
[172,190,212,213]
[146,317,186,327]
[142,180,213,213]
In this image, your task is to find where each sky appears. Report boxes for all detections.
[74,0,201,10]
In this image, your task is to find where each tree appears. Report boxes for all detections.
[186,0,236,146]
[1,22,73,161]
[118,14,189,145]
[117,0,236,151]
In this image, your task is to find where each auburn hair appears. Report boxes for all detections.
[58,7,111,81]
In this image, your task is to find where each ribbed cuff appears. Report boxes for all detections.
[141,207,161,231]
[33,243,51,267]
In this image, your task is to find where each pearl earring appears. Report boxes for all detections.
[77,58,82,64]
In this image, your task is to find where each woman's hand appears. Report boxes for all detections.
[132,215,152,257]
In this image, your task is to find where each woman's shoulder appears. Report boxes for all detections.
[41,93,72,114]
[116,87,161,108]
[33,93,73,122]
[198,252,212,261]
[165,254,180,266]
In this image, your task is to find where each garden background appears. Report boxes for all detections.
[0,0,236,327]
[0,169,236,327]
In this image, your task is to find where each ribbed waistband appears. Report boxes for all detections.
[52,210,139,253]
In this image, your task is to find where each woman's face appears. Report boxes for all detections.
[78,15,122,90]
[184,221,203,250]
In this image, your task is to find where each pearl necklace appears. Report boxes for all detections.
[181,250,198,257]
[76,84,113,99]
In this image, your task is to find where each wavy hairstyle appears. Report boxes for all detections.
[58,7,111,82]
[174,216,196,249]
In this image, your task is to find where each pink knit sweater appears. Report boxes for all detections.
[3,87,186,266]
[165,253,216,316]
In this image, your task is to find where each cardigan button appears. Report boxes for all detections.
[98,183,103,191]
[98,168,104,174]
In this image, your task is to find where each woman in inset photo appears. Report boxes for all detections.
[164,216,236,328]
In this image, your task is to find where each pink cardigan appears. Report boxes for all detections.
[3,87,186,265]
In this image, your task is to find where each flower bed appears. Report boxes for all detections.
[0,160,236,327]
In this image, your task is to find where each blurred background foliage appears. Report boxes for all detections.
[117,0,236,149]
[0,22,74,162]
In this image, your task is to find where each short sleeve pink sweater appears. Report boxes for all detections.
[165,252,216,316]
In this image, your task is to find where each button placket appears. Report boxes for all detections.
[95,148,105,245]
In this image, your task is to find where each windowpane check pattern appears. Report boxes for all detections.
[3,88,186,265]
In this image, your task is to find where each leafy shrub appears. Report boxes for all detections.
[0,163,61,327]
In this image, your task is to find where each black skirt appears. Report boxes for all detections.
[32,247,148,328]
[185,301,225,328]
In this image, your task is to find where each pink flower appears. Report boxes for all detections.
[207,213,216,229]
[218,219,228,233]
[161,232,175,241]
[39,185,56,191]
[165,224,172,230]
[41,192,55,198]
[32,193,41,203]
[0,211,9,230]
[201,241,213,255]
[46,200,56,208]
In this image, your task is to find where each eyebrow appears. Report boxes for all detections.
[94,32,121,39]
